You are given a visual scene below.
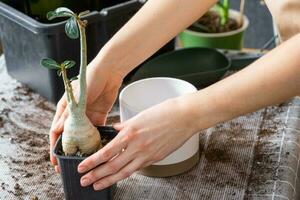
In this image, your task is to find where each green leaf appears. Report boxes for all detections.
[46,11,57,20]
[62,60,76,69]
[65,17,79,39]
[56,7,74,14]
[79,10,90,17]
[46,7,74,20]
[41,58,60,70]
[70,76,78,82]
[57,70,62,77]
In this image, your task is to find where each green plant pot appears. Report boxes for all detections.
[179,9,249,50]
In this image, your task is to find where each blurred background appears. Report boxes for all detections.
[231,0,274,49]
[0,0,275,56]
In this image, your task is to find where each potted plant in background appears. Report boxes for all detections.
[179,0,248,50]
[41,7,117,200]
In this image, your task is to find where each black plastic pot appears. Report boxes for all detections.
[0,0,175,103]
[54,126,118,200]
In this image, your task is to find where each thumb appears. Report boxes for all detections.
[49,109,68,165]
[113,122,125,131]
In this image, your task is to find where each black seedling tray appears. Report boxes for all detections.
[0,0,174,103]
[54,126,118,200]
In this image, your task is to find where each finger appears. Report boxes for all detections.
[52,95,67,126]
[93,158,144,191]
[49,107,68,165]
[87,111,107,126]
[55,165,61,173]
[80,148,134,187]
[52,109,68,133]
[113,122,125,131]
[49,128,61,165]
[78,127,133,173]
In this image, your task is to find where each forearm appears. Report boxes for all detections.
[184,34,300,132]
[91,0,217,77]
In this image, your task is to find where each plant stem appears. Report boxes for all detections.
[61,68,76,109]
[218,0,229,26]
[223,0,229,25]
[77,19,88,113]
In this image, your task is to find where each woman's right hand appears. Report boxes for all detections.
[49,61,124,171]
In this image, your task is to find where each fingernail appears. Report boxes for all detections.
[51,123,59,132]
[94,183,104,191]
[55,166,61,173]
[78,165,85,173]
[81,177,90,187]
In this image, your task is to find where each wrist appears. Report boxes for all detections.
[176,88,227,134]
[92,43,132,79]
[174,94,202,136]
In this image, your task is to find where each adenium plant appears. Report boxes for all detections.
[41,8,102,156]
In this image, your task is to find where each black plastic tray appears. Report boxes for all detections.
[129,47,263,88]
[0,0,174,103]
[54,126,118,200]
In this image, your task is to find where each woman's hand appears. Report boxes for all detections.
[49,61,124,171]
[77,96,197,190]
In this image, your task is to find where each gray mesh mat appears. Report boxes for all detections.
[1,55,300,200]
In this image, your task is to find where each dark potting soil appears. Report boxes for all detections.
[56,133,115,158]
[1,56,297,199]
[189,11,240,33]
[0,69,120,199]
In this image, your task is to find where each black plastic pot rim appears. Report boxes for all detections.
[53,126,117,160]
[0,0,144,35]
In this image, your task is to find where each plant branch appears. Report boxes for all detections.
[61,67,77,108]
[77,19,88,112]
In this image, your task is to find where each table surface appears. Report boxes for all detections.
[1,55,300,200]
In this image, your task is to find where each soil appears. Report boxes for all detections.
[56,131,117,158]
[1,55,298,199]
[245,105,288,198]
[189,11,241,33]
[0,56,120,199]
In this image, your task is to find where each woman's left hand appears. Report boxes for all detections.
[77,96,197,190]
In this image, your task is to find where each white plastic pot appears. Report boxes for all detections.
[119,77,199,177]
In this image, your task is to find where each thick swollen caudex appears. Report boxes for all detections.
[62,114,102,155]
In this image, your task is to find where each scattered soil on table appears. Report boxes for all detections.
[245,105,288,197]
[0,89,61,199]
[189,11,241,33]
[195,104,288,195]
[204,147,230,162]
[0,116,3,128]
[0,80,121,199]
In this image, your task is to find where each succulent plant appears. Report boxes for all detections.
[41,7,101,156]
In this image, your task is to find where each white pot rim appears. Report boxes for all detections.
[120,77,197,113]
[183,9,249,38]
